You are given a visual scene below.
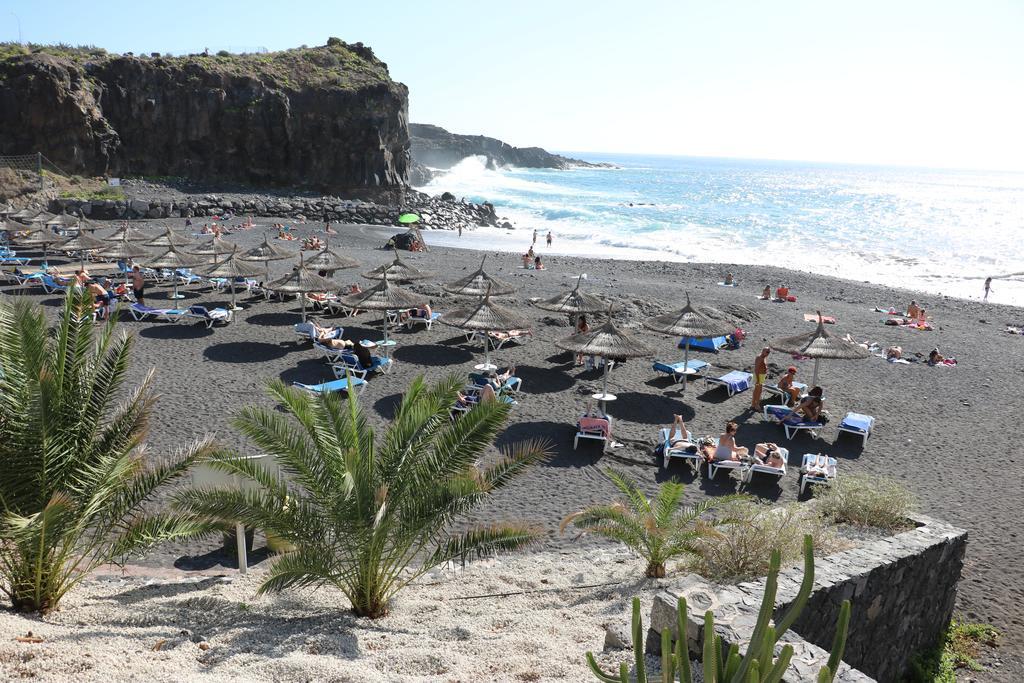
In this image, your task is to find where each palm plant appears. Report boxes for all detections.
[0,289,217,613]
[176,374,549,618]
[561,469,743,578]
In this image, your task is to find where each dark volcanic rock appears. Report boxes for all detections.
[0,43,410,193]
[409,123,612,173]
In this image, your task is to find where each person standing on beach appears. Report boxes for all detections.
[984,277,993,301]
[458,224,463,238]
[751,347,771,411]
[131,265,145,305]
[546,231,553,247]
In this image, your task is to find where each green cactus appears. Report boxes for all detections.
[585,535,852,682]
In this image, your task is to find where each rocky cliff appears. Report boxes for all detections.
[0,41,410,194]
[409,123,608,174]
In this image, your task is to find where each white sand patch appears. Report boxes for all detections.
[0,548,679,681]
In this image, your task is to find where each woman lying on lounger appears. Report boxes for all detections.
[754,442,785,468]
[667,415,691,449]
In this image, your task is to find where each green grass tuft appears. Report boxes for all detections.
[909,618,1000,682]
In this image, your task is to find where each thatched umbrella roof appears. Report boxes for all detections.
[189,233,234,258]
[443,255,516,297]
[770,312,869,385]
[643,293,737,339]
[304,243,360,272]
[46,212,80,228]
[202,248,264,311]
[556,314,654,402]
[338,271,428,311]
[440,286,531,333]
[338,271,428,343]
[555,318,654,360]
[363,251,432,282]
[98,238,151,261]
[59,232,108,252]
[9,208,41,222]
[145,245,202,271]
[534,274,613,315]
[145,226,193,250]
[238,236,293,262]
[268,265,338,295]
[13,228,63,247]
[105,224,150,242]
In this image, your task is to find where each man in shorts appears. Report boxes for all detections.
[131,265,145,305]
[751,347,770,411]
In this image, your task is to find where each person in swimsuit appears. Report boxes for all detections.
[751,347,770,411]
[776,366,801,405]
[906,301,921,319]
[667,414,690,448]
[131,265,145,304]
[711,422,748,462]
[781,386,823,424]
[760,285,771,300]
[984,277,993,301]
[754,442,785,468]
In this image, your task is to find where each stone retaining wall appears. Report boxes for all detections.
[648,514,967,682]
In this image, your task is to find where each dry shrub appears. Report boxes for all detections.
[815,474,917,531]
[693,500,844,583]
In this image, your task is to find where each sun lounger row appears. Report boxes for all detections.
[129,303,233,327]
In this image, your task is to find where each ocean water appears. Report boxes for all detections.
[421,153,1024,307]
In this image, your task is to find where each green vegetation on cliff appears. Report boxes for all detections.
[0,38,390,90]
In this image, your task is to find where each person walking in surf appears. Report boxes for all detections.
[546,231,553,247]
[984,277,993,301]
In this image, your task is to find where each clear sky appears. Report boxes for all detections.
[5,0,1023,170]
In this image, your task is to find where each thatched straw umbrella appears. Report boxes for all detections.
[338,271,427,350]
[769,312,869,386]
[239,236,293,284]
[644,293,738,392]
[556,312,654,409]
[145,246,203,301]
[202,247,264,311]
[9,208,41,223]
[105,224,150,242]
[58,232,109,270]
[304,241,360,274]
[267,256,339,322]
[46,212,80,232]
[534,274,614,321]
[190,235,234,261]
[145,226,193,251]
[363,250,432,282]
[443,255,515,297]
[440,284,531,371]
[13,227,64,262]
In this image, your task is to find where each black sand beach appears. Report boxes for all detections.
[4,218,1022,676]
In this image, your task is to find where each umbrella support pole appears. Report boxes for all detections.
[681,340,691,393]
[301,297,307,323]
[812,358,820,387]
[231,284,239,312]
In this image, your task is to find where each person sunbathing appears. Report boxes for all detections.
[724,273,734,285]
[667,414,690,448]
[709,422,748,462]
[310,321,343,341]
[776,366,802,405]
[401,303,432,322]
[906,300,921,319]
[776,285,790,300]
[782,386,824,424]
[760,285,771,300]
[886,345,903,360]
[754,442,785,468]
[521,253,531,269]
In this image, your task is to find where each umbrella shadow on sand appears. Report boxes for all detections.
[372,392,403,420]
[392,343,473,367]
[278,358,334,385]
[204,341,290,364]
[495,421,593,469]
[512,365,575,394]
[246,312,302,327]
[138,323,214,340]
[610,392,696,424]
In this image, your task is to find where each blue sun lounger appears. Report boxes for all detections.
[292,377,366,396]
[678,336,728,352]
[129,303,187,322]
[652,360,709,384]
[331,351,392,380]
[837,412,875,445]
[763,405,824,440]
[704,370,752,396]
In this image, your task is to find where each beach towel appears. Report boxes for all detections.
[716,370,751,393]
[578,417,610,438]
[839,413,874,434]
[717,282,737,287]
[804,313,836,324]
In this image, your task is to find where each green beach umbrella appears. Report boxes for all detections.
[397,213,420,224]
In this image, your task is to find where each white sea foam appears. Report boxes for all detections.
[420,156,1024,306]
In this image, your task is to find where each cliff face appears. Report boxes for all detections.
[409,123,605,171]
[0,42,410,193]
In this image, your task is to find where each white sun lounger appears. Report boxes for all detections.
[404,311,442,331]
[575,416,612,451]
[741,447,789,484]
[837,412,875,446]
[652,360,710,384]
[659,427,700,472]
[763,405,824,440]
[704,370,752,396]
[186,305,233,328]
[707,444,746,480]
[762,381,808,405]
[799,453,837,495]
[129,303,186,323]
